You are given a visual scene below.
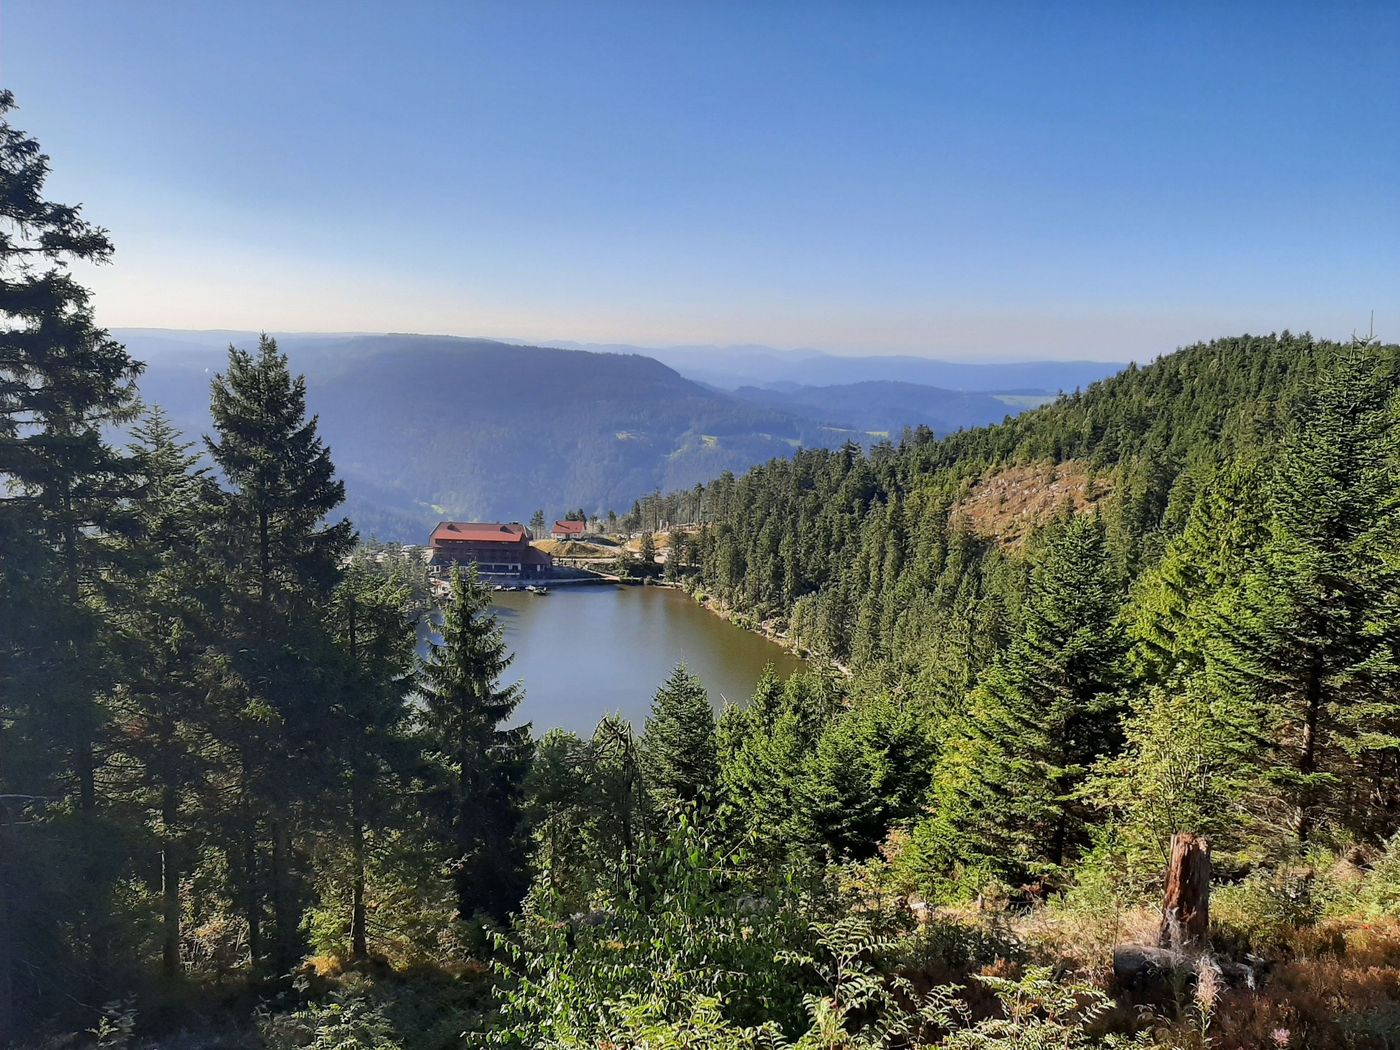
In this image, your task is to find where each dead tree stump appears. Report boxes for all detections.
[1159,832,1210,948]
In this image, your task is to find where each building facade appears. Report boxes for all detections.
[429,521,554,576]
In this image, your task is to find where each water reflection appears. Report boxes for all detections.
[419,585,806,736]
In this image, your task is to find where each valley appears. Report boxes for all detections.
[120,329,1107,539]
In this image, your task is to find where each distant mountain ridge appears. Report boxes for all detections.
[116,329,1121,540]
[545,340,1127,392]
[728,380,1041,438]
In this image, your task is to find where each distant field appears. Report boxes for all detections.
[993,393,1060,409]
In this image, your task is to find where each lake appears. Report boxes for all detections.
[423,584,806,735]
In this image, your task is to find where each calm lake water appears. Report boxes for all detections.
[423,585,805,735]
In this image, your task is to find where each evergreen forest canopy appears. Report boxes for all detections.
[6,91,1400,1050]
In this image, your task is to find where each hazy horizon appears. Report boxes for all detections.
[9,2,1399,361]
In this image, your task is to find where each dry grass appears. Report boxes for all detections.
[535,539,617,557]
[953,460,1112,545]
[1005,905,1400,1049]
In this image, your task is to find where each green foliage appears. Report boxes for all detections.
[13,86,1400,1045]
[641,665,721,812]
[1090,681,1256,879]
[939,968,1146,1049]
[1205,342,1400,843]
[417,567,535,923]
[927,515,1127,883]
[489,807,820,1047]
[0,88,148,1028]
[261,986,406,1050]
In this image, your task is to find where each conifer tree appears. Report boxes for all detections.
[207,335,354,611]
[1208,343,1400,842]
[524,729,597,903]
[1125,463,1268,685]
[206,334,354,971]
[640,665,719,812]
[931,514,1126,879]
[588,713,649,892]
[327,561,417,959]
[106,409,227,978]
[0,90,144,1017]
[794,718,884,861]
[417,567,533,922]
[0,89,143,813]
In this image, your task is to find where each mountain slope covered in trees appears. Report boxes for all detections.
[676,332,1394,667]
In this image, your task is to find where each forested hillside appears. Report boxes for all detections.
[125,331,825,538]
[569,340,1125,393]
[675,332,1393,667]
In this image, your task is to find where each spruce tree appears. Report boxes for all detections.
[206,334,354,971]
[524,729,596,904]
[1208,343,1400,842]
[0,89,143,813]
[932,514,1126,879]
[207,334,354,611]
[1125,463,1268,686]
[794,718,884,862]
[327,561,417,959]
[417,567,533,922]
[640,665,719,812]
[0,90,144,1020]
[105,409,227,978]
[588,713,649,892]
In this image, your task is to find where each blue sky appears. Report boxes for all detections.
[5,1,1398,361]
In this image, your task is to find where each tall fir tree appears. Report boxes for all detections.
[105,408,229,978]
[326,560,418,959]
[206,334,354,972]
[927,514,1127,882]
[0,90,144,1026]
[1125,463,1269,686]
[1208,343,1400,842]
[417,567,533,922]
[0,88,143,813]
[640,665,719,813]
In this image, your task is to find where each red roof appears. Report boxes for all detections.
[431,521,528,545]
[553,519,586,535]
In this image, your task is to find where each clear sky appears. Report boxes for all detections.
[4,1,1398,361]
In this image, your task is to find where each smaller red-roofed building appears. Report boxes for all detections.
[551,519,587,540]
[429,521,553,577]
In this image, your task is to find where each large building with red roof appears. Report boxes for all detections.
[429,521,553,577]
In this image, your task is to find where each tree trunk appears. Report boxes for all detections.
[1159,832,1210,949]
[0,804,13,1046]
[350,796,367,962]
[238,837,261,967]
[270,818,296,972]
[1297,662,1323,841]
[161,782,181,978]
